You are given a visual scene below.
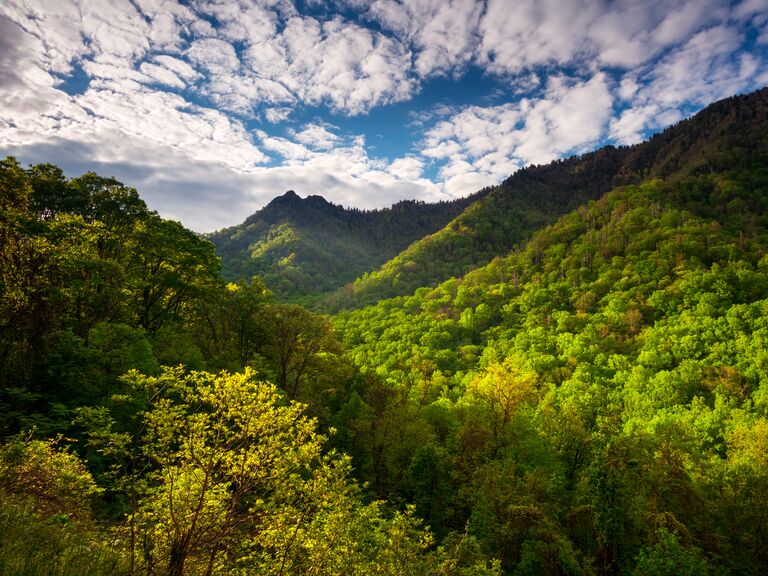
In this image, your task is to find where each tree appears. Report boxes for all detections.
[633,528,708,576]
[0,436,125,576]
[79,367,492,576]
[0,158,59,394]
[0,435,101,521]
[192,278,271,370]
[464,357,538,450]
[125,216,220,333]
[260,303,344,400]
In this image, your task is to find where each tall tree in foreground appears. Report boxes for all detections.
[79,367,498,576]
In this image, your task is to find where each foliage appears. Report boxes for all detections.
[0,436,101,521]
[633,528,708,576]
[325,87,768,309]
[0,494,125,576]
[208,190,480,303]
[2,88,768,575]
[335,164,768,573]
[77,367,497,575]
[0,438,124,576]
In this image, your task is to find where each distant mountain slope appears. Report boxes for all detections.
[333,156,768,576]
[337,167,768,379]
[207,190,483,302]
[325,87,768,310]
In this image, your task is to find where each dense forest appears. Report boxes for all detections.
[1,87,768,576]
[207,188,482,304]
[208,89,768,312]
[0,158,497,575]
[325,87,768,309]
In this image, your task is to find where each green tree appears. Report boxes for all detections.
[80,367,491,575]
[633,528,708,576]
[261,303,345,400]
[0,435,101,521]
[125,216,220,333]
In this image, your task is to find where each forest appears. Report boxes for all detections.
[1,88,768,576]
[207,188,482,304]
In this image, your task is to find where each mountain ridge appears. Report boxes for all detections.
[207,186,486,302]
[324,87,768,310]
[209,87,768,308]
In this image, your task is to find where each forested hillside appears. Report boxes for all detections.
[335,162,768,574]
[0,158,495,575]
[2,88,768,576]
[326,88,768,310]
[208,188,482,303]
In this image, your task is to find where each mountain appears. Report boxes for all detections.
[211,89,768,309]
[3,87,768,576]
[325,87,768,310]
[207,189,483,302]
[333,95,768,573]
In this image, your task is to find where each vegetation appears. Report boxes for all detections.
[335,167,768,574]
[1,87,768,575]
[0,157,495,575]
[326,87,768,309]
[207,189,481,304]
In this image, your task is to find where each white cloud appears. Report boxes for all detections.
[202,74,294,116]
[610,24,765,143]
[80,0,150,59]
[758,21,768,44]
[292,123,341,150]
[0,3,269,184]
[0,15,73,130]
[477,0,730,72]
[0,0,89,75]
[422,73,614,184]
[152,55,201,82]
[187,38,241,72]
[477,0,601,74]
[241,15,415,114]
[195,0,283,44]
[367,0,483,77]
[134,0,196,51]
[139,62,187,89]
[441,171,497,199]
[389,156,424,180]
[733,0,768,20]
[264,107,293,123]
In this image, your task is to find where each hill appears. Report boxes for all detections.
[325,87,768,310]
[333,141,768,574]
[207,188,483,302]
[2,87,768,576]
[0,158,494,575]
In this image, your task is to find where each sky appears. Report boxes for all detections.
[1,0,767,232]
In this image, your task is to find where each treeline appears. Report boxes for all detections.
[0,158,496,575]
[326,147,628,310]
[207,188,483,303]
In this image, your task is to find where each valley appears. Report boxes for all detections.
[1,87,768,575]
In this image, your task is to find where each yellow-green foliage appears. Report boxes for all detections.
[0,440,125,576]
[336,170,768,574]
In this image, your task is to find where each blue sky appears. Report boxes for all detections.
[1,0,767,231]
